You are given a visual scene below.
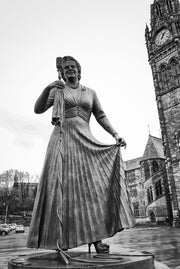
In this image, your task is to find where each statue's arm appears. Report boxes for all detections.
[34,80,64,114]
[92,90,127,147]
[92,90,117,137]
[34,85,56,114]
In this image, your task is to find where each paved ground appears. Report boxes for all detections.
[0,226,179,269]
[104,226,180,269]
[75,225,180,268]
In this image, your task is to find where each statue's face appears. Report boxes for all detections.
[62,60,78,82]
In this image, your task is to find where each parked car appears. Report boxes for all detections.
[6,224,13,231]
[15,225,25,233]
[0,224,10,235]
[1,223,11,231]
[9,223,17,230]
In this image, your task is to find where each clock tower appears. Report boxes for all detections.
[145,0,180,225]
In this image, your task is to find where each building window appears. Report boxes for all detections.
[130,187,138,198]
[127,170,136,183]
[144,162,150,180]
[152,160,159,174]
[155,180,163,198]
[170,58,180,87]
[133,203,139,217]
[159,64,171,91]
[166,0,173,11]
[155,3,162,16]
[147,186,153,203]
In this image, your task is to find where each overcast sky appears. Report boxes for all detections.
[0,0,160,174]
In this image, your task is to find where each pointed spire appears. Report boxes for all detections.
[145,24,149,35]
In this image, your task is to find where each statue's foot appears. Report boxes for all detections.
[88,240,110,254]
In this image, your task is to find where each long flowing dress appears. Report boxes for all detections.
[27,84,135,250]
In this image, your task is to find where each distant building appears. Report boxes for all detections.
[124,157,146,224]
[125,135,172,224]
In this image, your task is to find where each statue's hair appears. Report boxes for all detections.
[58,56,81,82]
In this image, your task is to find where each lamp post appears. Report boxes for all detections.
[3,190,10,224]
[3,203,8,224]
[5,204,8,224]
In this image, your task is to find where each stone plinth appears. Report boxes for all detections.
[8,250,155,269]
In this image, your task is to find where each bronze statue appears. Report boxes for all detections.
[27,56,135,256]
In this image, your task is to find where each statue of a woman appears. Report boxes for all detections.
[27,56,135,254]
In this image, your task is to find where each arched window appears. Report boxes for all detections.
[147,186,153,203]
[133,203,139,217]
[152,160,159,174]
[159,64,170,91]
[166,0,173,11]
[156,3,162,16]
[144,162,150,180]
[170,58,180,87]
[155,180,163,198]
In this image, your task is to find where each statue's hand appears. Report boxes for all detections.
[114,134,127,148]
[48,80,65,89]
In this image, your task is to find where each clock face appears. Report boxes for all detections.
[155,29,171,46]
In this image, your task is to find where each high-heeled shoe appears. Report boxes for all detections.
[88,240,110,254]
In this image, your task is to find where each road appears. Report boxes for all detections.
[0,226,180,269]
[0,227,37,269]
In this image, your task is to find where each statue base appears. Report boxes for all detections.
[8,250,155,269]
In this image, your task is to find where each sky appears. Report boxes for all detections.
[0,0,160,175]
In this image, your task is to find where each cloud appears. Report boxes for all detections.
[0,108,51,149]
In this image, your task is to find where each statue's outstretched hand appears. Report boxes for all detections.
[114,134,127,148]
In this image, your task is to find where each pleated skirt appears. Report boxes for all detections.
[27,117,135,250]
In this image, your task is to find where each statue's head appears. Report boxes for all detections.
[56,56,81,82]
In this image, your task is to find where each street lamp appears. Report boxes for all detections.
[3,203,8,224]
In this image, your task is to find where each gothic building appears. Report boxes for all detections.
[141,135,172,223]
[145,0,180,224]
[125,135,171,224]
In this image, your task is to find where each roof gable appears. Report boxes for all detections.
[141,135,165,161]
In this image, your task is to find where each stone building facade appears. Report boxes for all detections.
[145,0,180,225]
[124,157,146,224]
[125,135,172,224]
